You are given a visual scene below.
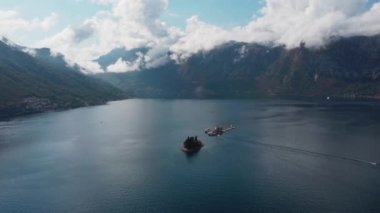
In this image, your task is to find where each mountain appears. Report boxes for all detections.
[257,35,380,98]
[96,47,150,71]
[96,35,380,100]
[0,38,125,119]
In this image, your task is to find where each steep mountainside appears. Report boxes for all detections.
[96,35,380,100]
[0,39,125,119]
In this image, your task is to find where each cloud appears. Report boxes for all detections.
[0,10,57,37]
[14,0,380,73]
[340,2,380,36]
[170,16,232,61]
[107,57,143,72]
[38,0,179,72]
[170,0,380,59]
[44,22,95,47]
[241,0,374,47]
[171,0,380,59]
[22,48,37,57]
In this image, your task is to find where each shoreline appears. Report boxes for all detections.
[0,98,128,122]
[1,97,380,122]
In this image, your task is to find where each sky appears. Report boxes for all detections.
[0,0,263,45]
[1,0,380,73]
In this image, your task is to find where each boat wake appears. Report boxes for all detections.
[222,135,378,168]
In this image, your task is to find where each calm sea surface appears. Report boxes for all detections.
[0,99,380,212]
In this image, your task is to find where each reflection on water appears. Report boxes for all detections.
[184,151,201,161]
[0,99,380,213]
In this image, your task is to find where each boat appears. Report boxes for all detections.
[181,136,203,153]
[205,125,235,137]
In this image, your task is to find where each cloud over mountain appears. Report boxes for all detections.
[243,0,380,47]
[38,0,180,73]
[172,0,380,57]
[2,0,380,73]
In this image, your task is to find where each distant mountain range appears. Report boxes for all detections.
[1,34,380,119]
[0,38,125,119]
[96,35,380,100]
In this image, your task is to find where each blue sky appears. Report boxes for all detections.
[0,0,108,31]
[163,0,264,28]
[0,0,263,30]
[2,0,379,29]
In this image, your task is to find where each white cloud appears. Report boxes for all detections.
[340,2,380,37]
[240,0,373,47]
[170,16,232,61]
[170,0,380,60]
[22,48,37,57]
[107,57,142,72]
[38,0,179,73]
[0,10,57,37]
[5,0,380,73]
[172,0,380,52]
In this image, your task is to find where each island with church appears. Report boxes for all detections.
[181,136,203,153]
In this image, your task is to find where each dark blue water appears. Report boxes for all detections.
[1,99,380,212]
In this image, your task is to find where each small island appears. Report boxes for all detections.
[181,136,203,153]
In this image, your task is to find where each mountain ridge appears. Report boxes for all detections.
[0,38,126,119]
[96,34,380,100]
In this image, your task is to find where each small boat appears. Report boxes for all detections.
[181,136,203,153]
[205,125,235,137]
